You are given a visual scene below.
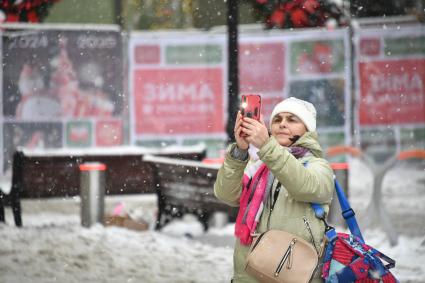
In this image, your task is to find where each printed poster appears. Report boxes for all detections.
[133,68,224,135]
[2,29,123,119]
[359,59,425,125]
[130,38,226,141]
[1,27,124,172]
[354,25,425,158]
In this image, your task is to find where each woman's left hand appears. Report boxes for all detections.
[241,116,269,149]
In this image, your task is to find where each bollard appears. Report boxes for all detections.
[79,162,106,228]
[328,162,349,228]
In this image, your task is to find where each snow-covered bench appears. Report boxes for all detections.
[143,155,237,231]
[0,145,207,227]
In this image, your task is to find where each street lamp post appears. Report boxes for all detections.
[226,0,239,143]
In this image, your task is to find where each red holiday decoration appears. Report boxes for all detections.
[0,0,60,23]
[254,0,347,29]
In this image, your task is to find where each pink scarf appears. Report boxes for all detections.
[234,147,310,245]
[234,162,269,245]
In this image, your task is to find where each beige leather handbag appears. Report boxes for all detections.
[246,230,319,283]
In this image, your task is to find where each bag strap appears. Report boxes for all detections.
[270,160,365,243]
[310,177,365,243]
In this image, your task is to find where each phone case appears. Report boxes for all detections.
[241,94,261,121]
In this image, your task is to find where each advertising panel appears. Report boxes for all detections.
[359,59,425,125]
[129,36,227,144]
[354,25,425,157]
[2,29,123,119]
[133,68,223,135]
[0,26,124,172]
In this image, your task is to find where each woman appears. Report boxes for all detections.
[214,97,334,283]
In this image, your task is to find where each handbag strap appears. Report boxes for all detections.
[270,160,365,243]
[310,177,365,244]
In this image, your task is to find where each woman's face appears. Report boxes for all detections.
[270,112,307,146]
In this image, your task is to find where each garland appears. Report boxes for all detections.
[0,0,60,23]
[253,0,347,29]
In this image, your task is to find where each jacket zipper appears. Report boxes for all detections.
[303,216,319,255]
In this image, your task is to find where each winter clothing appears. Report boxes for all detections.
[214,132,334,283]
[234,146,311,246]
[270,97,317,131]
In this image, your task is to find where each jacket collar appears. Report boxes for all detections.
[292,131,323,158]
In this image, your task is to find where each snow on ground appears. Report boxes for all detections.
[0,159,424,283]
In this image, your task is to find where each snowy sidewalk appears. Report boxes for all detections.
[1,160,424,283]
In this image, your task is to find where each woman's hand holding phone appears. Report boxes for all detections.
[234,111,249,150]
[241,115,269,149]
[235,111,269,150]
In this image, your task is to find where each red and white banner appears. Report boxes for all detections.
[133,68,224,135]
[359,59,425,125]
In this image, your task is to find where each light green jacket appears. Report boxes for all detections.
[214,132,334,283]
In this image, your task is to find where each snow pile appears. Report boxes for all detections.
[0,158,424,283]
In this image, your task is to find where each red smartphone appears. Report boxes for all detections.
[240,94,261,121]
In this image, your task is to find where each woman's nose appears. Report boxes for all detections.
[279,119,287,128]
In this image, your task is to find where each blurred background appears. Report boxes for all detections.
[0,0,423,169]
[0,1,424,282]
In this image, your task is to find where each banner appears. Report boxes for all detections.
[356,26,425,126]
[133,68,223,135]
[354,25,425,157]
[129,36,227,143]
[2,29,123,119]
[1,25,124,172]
[359,59,425,125]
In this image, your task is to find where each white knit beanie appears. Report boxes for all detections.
[269,97,317,132]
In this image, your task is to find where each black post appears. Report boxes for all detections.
[0,190,5,223]
[11,151,23,227]
[226,0,239,143]
[114,0,124,28]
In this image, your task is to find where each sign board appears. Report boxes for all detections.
[354,25,425,157]
[129,35,227,144]
[0,25,124,172]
